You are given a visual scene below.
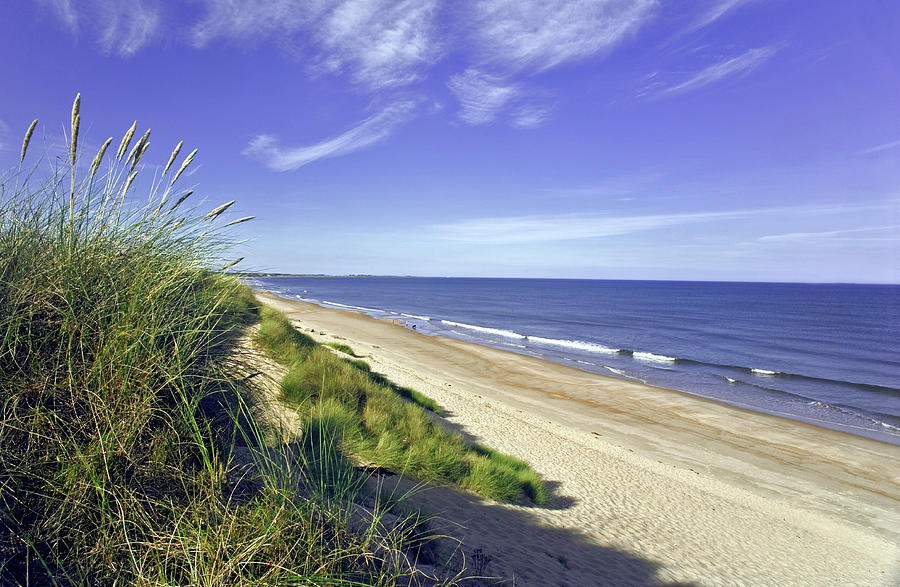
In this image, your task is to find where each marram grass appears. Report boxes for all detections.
[0,96,442,586]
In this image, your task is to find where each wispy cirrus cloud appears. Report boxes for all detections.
[690,0,757,31]
[243,101,418,171]
[860,139,900,155]
[191,0,312,45]
[197,1,437,166]
[316,0,441,89]
[657,45,780,97]
[445,1,655,128]
[193,0,441,91]
[429,200,900,244]
[759,225,900,243]
[545,174,661,198]
[39,0,78,32]
[510,105,554,129]
[447,69,520,125]
[40,0,161,56]
[469,0,657,72]
[430,209,749,244]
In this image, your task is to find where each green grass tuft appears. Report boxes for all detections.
[326,342,357,356]
[255,306,317,365]
[255,306,547,505]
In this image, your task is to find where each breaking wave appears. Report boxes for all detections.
[441,320,526,340]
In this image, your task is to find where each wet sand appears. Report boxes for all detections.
[256,290,900,585]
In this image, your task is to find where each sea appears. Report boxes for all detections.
[246,276,900,445]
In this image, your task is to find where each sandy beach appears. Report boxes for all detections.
[255,291,899,586]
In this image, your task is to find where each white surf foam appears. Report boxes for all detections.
[633,351,677,363]
[322,300,383,313]
[604,366,645,382]
[441,320,526,340]
[751,368,778,376]
[401,313,431,321]
[528,336,619,354]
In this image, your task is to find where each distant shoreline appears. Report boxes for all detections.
[238,273,900,286]
[248,278,900,445]
[254,289,900,584]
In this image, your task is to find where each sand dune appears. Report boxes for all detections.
[255,291,899,586]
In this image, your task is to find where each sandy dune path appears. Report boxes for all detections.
[256,291,899,586]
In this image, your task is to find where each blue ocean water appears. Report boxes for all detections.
[248,276,900,445]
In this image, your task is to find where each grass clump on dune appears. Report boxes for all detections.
[255,306,548,505]
[326,341,357,356]
[0,96,433,585]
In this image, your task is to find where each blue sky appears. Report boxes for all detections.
[1,1,898,282]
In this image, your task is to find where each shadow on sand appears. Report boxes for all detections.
[375,473,698,586]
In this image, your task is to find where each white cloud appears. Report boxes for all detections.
[243,101,418,170]
[510,104,553,129]
[447,69,520,125]
[191,0,314,45]
[469,0,657,72]
[39,0,78,33]
[317,0,441,89]
[194,0,440,91]
[40,0,161,56]
[431,210,748,243]
[99,0,160,56]
[452,1,655,125]
[658,45,779,96]
[759,225,900,243]
[546,175,660,198]
[691,0,756,31]
[860,139,900,155]
[430,201,900,244]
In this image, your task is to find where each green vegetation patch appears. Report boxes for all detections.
[0,97,431,585]
[255,306,547,505]
[326,341,357,356]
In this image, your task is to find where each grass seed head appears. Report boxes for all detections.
[127,129,151,167]
[170,148,198,186]
[71,93,81,123]
[21,119,38,162]
[222,257,244,270]
[130,138,151,174]
[223,216,255,227]
[70,114,80,165]
[204,200,235,221]
[89,137,113,179]
[169,190,193,211]
[117,121,137,161]
[70,94,81,164]
[162,141,183,177]
[121,170,138,196]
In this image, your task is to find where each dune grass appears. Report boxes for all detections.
[0,96,438,585]
[254,306,547,505]
[326,341,357,356]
